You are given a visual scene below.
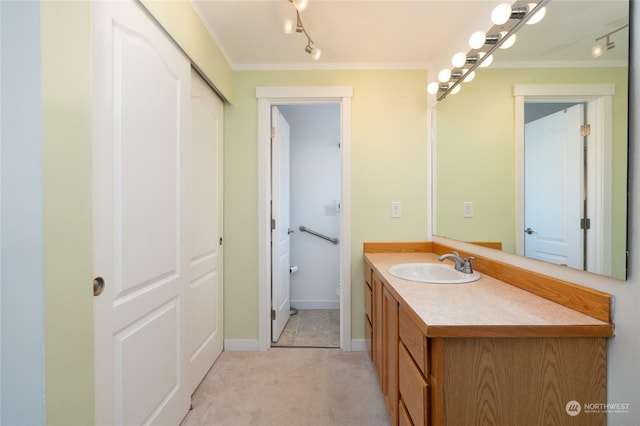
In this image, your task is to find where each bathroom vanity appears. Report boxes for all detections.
[364,242,614,426]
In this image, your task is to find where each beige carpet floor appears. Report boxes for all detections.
[272,309,340,347]
[180,348,391,426]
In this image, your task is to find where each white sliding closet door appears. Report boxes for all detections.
[93,1,191,424]
[189,70,224,393]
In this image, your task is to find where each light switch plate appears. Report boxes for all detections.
[391,201,402,218]
[463,201,473,218]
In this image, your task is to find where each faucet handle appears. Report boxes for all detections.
[462,256,476,274]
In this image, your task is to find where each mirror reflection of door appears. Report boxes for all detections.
[524,103,585,269]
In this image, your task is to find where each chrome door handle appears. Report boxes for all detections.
[525,227,535,235]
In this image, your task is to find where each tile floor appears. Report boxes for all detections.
[272,309,340,347]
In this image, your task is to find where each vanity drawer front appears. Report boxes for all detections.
[365,281,373,323]
[399,343,429,426]
[365,263,373,288]
[365,314,373,358]
[399,306,429,375]
[398,399,413,426]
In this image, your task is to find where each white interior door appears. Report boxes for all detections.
[524,104,584,268]
[271,106,291,342]
[189,70,224,394]
[93,2,191,424]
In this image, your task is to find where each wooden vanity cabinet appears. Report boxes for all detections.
[396,305,607,426]
[364,246,612,426]
[368,272,607,426]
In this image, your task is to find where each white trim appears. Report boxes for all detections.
[223,340,261,352]
[235,63,430,71]
[291,301,340,310]
[514,84,614,276]
[350,340,368,352]
[513,84,615,97]
[257,86,353,352]
[494,60,627,69]
[256,86,352,99]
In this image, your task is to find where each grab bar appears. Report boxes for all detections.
[299,225,339,245]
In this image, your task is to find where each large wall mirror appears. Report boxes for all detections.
[433,0,629,280]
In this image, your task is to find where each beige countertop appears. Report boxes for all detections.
[365,252,613,338]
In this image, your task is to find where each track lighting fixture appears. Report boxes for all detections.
[283,0,321,60]
[591,24,629,59]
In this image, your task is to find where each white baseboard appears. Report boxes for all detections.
[290,300,340,310]
[224,339,261,352]
[225,338,368,353]
[350,339,368,352]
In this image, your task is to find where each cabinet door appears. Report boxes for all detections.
[383,286,398,424]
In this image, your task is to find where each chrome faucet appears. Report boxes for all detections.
[438,251,476,274]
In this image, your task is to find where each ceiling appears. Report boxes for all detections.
[191,0,630,70]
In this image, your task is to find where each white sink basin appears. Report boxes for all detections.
[388,262,481,284]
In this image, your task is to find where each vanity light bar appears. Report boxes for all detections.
[433,0,550,101]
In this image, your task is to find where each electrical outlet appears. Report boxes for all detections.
[391,201,402,218]
[463,201,473,218]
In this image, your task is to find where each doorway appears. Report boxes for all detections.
[514,84,615,275]
[271,104,341,348]
[256,86,353,352]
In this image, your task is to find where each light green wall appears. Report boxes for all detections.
[224,70,429,341]
[141,0,234,101]
[435,67,628,278]
[41,2,94,425]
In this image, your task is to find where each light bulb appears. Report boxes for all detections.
[427,82,439,95]
[464,71,476,83]
[499,32,517,49]
[283,19,295,34]
[452,52,467,68]
[438,68,452,82]
[592,45,606,58]
[451,84,461,95]
[311,47,322,60]
[292,0,308,12]
[469,31,486,49]
[491,3,512,25]
[479,54,493,68]
[526,3,546,25]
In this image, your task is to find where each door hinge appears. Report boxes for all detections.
[271,218,276,230]
[271,309,276,320]
[580,218,591,230]
[581,124,591,137]
[271,127,276,138]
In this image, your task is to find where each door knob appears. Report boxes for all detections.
[525,227,535,235]
[93,277,105,296]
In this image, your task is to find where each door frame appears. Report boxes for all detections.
[514,84,615,275]
[256,86,353,351]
